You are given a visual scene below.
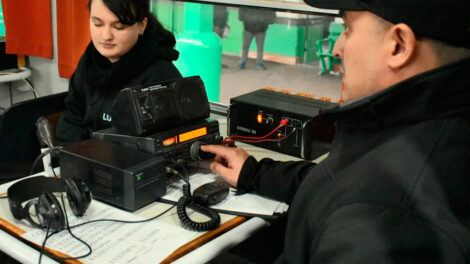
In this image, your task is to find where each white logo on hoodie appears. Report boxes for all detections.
[103,113,112,122]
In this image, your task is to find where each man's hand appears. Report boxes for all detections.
[200,145,250,187]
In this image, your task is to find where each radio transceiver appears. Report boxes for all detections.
[60,77,219,212]
[93,119,222,164]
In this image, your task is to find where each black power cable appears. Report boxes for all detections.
[38,194,92,264]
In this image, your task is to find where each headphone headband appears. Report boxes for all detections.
[7,176,91,232]
[8,176,66,219]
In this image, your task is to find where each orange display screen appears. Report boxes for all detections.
[179,127,207,143]
[163,136,177,146]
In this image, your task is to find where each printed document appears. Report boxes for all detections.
[20,200,198,263]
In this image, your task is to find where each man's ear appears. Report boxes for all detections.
[387,23,416,69]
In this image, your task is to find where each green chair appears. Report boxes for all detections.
[315,22,344,75]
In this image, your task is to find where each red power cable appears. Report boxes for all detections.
[221,119,292,145]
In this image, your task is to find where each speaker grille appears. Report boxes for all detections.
[112,76,210,136]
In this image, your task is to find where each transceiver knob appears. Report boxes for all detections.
[189,141,215,161]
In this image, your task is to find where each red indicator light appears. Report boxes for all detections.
[277,132,282,137]
[257,114,263,124]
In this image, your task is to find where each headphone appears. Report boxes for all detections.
[7,176,92,231]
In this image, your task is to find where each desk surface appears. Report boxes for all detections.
[0,115,323,264]
[0,172,264,264]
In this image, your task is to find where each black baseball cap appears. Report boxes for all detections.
[304,0,470,49]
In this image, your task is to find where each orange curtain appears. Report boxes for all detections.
[2,0,53,58]
[57,0,90,79]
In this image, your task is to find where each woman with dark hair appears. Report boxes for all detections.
[56,0,182,146]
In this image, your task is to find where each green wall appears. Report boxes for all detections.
[305,24,323,62]
[151,2,185,35]
[220,9,241,54]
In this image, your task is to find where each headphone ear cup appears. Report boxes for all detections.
[64,178,91,216]
[37,192,65,231]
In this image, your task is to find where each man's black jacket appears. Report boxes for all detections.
[238,58,470,263]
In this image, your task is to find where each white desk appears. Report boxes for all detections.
[0,116,323,263]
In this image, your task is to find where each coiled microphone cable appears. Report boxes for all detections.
[176,183,220,231]
[166,164,221,231]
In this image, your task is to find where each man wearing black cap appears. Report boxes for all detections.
[203,0,470,263]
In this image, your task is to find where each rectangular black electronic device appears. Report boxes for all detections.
[59,139,167,212]
[229,89,338,160]
[93,119,221,164]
